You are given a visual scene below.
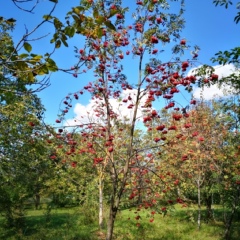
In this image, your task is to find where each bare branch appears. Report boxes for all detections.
[11,0,40,13]
[8,2,57,63]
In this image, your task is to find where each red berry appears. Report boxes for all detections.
[108,146,114,153]
[119,53,124,59]
[190,99,196,105]
[116,14,124,19]
[180,39,186,45]
[211,74,218,81]
[152,49,158,54]
[198,137,204,142]
[28,122,35,127]
[156,17,162,24]
[156,125,165,131]
[151,36,159,44]
[103,41,108,48]
[182,61,189,69]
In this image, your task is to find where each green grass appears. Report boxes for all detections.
[0,205,239,240]
[114,208,223,240]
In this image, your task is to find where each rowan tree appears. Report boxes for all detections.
[154,99,240,237]
[164,102,228,228]
[50,1,218,239]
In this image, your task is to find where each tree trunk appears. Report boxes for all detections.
[224,207,235,240]
[205,194,214,222]
[34,193,40,210]
[105,169,125,240]
[197,180,201,230]
[99,176,104,230]
[223,185,240,240]
[106,199,118,240]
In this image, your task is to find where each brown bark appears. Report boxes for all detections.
[99,176,104,230]
[197,180,201,230]
[34,193,40,210]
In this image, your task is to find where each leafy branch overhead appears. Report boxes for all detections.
[211,1,240,62]
[211,0,240,91]
[213,0,240,23]
[48,3,120,49]
[211,47,240,65]
[213,0,233,9]
[0,4,58,91]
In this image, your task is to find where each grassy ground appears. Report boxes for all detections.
[0,205,239,240]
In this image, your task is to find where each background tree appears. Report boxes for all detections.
[0,93,54,230]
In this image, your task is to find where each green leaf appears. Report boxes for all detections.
[46,57,58,71]
[96,28,103,38]
[95,16,105,24]
[19,53,29,59]
[61,38,68,47]
[50,38,56,44]
[65,26,75,37]
[53,18,62,29]
[72,15,80,23]
[104,20,116,31]
[28,72,34,82]
[23,42,32,53]
[43,15,53,21]
[46,58,56,66]
[38,65,49,75]
[93,9,99,18]
[75,27,85,34]
[234,12,240,24]
[108,9,118,18]
[16,61,28,70]
[144,0,149,5]
[55,40,61,48]
[30,55,42,62]
[72,6,85,15]
[6,18,16,23]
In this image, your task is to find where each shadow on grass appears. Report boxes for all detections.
[0,209,99,240]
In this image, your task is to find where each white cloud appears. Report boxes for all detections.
[190,64,239,100]
[64,89,149,127]
[193,84,233,100]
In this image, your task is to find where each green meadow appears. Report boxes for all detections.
[1,204,239,240]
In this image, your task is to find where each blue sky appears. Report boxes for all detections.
[1,0,239,126]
